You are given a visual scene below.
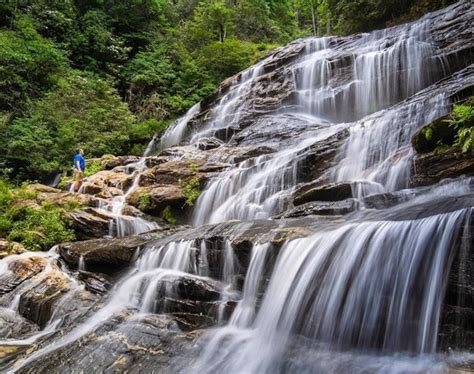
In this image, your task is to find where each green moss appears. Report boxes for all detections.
[138,191,153,211]
[162,206,177,225]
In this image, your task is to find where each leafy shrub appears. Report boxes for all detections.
[84,159,104,177]
[0,180,75,251]
[138,191,153,211]
[179,177,201,206]
[162,205,177,225]
[447,101,474,153]
[7,203,75,251]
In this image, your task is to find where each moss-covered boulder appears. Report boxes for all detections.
[411,115,457,153]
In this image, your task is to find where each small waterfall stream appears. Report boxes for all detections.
[2,2,473,372]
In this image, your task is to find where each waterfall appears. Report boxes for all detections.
[4,2,473,372]
[160,103,201,149]
[187,208,472,373]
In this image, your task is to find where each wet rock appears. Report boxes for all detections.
[411,148,474,187]
[58,226,188,272]
[362,192,408,210]
[102,155,140,170]
[78,270,112,295]
[411,115,456,153]
[0,256,48,296]
[277,199,356,218]
[14,311,202,374]
[0,240,26,259]
[161,274,222,302]
[438,215,474,351]
[0,308,39,339]
[293,182,355,205]
[364,193,474,222]
[295,129,349,184]
[66,207,112,240]
[196,137,224,150]
[171,312,216,331]
[229,145,277,163]
[18,268,72,328]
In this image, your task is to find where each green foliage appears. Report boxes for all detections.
[138,191,153,211]
[447,102,474,153]
[422,127,433,142]
[0,16,66,111]
[179,177,201,207]
[1,71,135,179]
[197,39,270,82]
[84,159,104,177]
[0,180,75,251]
[162,205,177,225]
[7,203,75,251]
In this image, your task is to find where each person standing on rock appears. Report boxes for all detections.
[73,148,86,192]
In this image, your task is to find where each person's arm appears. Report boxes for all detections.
[76,160,82,172]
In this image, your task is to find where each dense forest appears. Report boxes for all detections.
[0,0,456,182]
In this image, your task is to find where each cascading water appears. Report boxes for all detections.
[188,208,472,373]
[3,2,473,372]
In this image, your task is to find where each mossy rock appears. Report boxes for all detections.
[411,115,457,153]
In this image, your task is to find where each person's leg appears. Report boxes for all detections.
[73,170,84,192]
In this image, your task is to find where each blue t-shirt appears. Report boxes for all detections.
[73,154,86,172]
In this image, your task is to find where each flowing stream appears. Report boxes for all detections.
[1,2,473,373]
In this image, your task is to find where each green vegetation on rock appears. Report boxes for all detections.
[447,100,474,153]
[0,181,75,251]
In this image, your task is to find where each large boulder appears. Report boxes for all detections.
[126,185,187,215]
[102,155,140,170]
[277,199,356,218]
[57,226,188,273]
[18,268,72,328]
[410,148,474,187]
[81,170,133,198]
[36,191,98,208]
[0,256,48,296]
[411,115,457,153]
[138,160,207,187]
[293,182,354,205]
[66,207,112,240]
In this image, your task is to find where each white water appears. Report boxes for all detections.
[193,126,340,225]
[3,2,473,372]
[187,208,472,373]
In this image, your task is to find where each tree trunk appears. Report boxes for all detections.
[311,2,317,36]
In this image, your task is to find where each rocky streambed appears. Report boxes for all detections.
[1,1,474,373]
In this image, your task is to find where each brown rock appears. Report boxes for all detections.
[28,184,61,194]
[127,185,186,214]
[66,207,113,240]
[411,148,474,187]
[82,170,133,197]
[18,268,72,328]
[0,256,48,296]
[102,155,140,170]
[0,240,26,259]
[36,191,98,208]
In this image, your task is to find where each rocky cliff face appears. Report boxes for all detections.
[1,1,474,373]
